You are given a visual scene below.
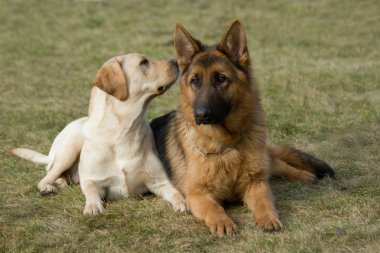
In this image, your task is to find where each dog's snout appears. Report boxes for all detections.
[195,108,211,125]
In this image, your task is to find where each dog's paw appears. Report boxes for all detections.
[295,170,316,183]
[54,178,69,189]
[38,183,57,196]
[205,214,237,237]
[256,213,283,232]
[83,201,105,215]
[170,192,188,213]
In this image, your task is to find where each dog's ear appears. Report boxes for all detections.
[219,20,249,67]
[92,59,129,101]
[174,23,201,67]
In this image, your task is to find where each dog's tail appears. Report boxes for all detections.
[269,145,336,180]
[9,148,49,165]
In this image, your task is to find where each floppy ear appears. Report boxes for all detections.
[219,20,249,67]
[92,59,129,101]
[174,23,201,67]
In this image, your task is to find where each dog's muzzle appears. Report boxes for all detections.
[194,108,212,125]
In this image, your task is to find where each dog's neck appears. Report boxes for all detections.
[87,87,151,136]
[178,106,266,156]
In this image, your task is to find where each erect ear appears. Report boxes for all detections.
[219,20,249,67]
[92,59,129,101]
[174,23,201,67]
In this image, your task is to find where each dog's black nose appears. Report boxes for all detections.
[195,108,211,125]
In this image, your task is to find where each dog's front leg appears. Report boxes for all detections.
[146,178,187,213]
[145,155,187,212]
[187,190,237,237]
[81,180,105,215]
[243,180,283,231]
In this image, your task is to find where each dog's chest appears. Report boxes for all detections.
[104,162,149,200]
[109,150,149,196]
[199,150,247,201]
[82,141,150,200]
[82,105,153,200]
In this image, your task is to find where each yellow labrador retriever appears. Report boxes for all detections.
[11,53,187,215]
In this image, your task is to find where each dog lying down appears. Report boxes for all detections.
[11,53,187,215]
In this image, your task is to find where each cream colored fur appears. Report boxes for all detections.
[11,53,186,215]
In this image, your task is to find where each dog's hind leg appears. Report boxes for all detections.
[38,150,80,196]
[268,144,336,180]
[271,157,316,182]
[38,122,84,196]
[54,177,69,189]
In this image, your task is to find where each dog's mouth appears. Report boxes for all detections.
[157,82,174,94]
[156,62,179,95]
[157,75,178,95]
[194,115,219,125]
[195,118,212,125]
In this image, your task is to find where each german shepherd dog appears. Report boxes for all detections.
[151,20,335,236]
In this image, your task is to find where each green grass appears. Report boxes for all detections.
[1,0,379,252]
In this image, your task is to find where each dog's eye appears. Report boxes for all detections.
[190,75,200,88]
[214,73,227,84]
[140,58,149,66]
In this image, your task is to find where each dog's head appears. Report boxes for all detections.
[174,20,252,125]
[92,54,179,101]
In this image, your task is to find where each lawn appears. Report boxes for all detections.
[1,0,379,252]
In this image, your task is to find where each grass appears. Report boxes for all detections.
[1,0,379,252]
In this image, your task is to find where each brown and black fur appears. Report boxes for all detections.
[151,20,335,236]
